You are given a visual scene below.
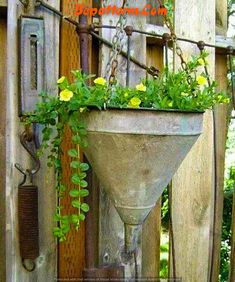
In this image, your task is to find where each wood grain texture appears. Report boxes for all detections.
[142,44,163,278]
[216,0,227,36]
[59,0,84,279]
[5,1,59,281]
[171,0,215,281]
[210,54,230,282]
[0,17,7,282]
[58,0,94,278]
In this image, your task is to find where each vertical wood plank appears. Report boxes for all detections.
[0,16,7,282]
[59,0,84,278]
[6,1,60,281]
[59,0,93,278]
[210,54,230,282]
[142,44,163,278]
[171,0,215,281]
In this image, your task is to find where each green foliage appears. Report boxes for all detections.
[220,166,235,282]
[25,52,229,241]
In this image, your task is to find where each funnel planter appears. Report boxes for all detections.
[81,108,203,251]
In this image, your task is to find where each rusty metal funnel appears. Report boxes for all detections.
[82,109,203,251]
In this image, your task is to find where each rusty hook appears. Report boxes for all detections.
[15,127,40,184]
[18,127,40,178]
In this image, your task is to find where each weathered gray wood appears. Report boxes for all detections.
[216,0,227,35]
[210,36,230,282]
[0,17,7,282]
[6,1,59,281]
[99,0,146,278]
[170,0,215,281]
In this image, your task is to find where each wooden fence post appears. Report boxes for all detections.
[0,13,7,282]
[142,44,164,278]
[210,2,230,280]
[171,0,215,281]
[6,1,60,281]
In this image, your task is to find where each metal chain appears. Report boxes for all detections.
[165,17,195,84]
[104,0,128,84]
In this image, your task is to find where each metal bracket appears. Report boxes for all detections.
[18,16,45,116]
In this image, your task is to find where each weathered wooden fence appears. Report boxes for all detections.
[1,0,235,281]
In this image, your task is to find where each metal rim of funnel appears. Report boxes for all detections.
[81,108,204,136]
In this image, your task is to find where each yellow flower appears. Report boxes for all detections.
[57,76,66,84]
[94,77,106,86]
[181,92,189,97]
[128,97,141,108]
[59,89,73,101]
[196,75,207,85]
[79,107,85,113]
[198,58,208,66]
[124,92,129,97]
[224,98,230,103]
[136,83,146,92]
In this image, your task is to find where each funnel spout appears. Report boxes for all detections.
[124,224,142,253]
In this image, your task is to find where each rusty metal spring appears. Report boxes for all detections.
[18,185,39,261]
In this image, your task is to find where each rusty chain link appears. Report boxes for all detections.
[104,0,128,84]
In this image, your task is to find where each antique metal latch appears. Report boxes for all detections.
[18,15,45,116]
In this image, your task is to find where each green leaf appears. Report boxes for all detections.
[80,139,88,148]
[69,189,80,197]
[71,214,79,224]
[54,159,61,170]
[71,174,81,185]
[79,189,89,197]
[79,172,86,179]
[80,180,88,188]
[68,148,78,158]
[61,224,70,233]
[72,135,81,144]
[70,160,81,169]
[80,163,89,171]
[79,213,85,221]
[81,203,89,212]
[72,199,81,208]
[78,128,87,136]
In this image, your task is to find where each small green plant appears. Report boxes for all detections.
[25,52,230,241]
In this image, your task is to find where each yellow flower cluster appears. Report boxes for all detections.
[196,75,207,86]
[128,97,141,108]
[136,83,146,92]
[197,58,208,66]
[94,77,106,86]
[59,89,73,102]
